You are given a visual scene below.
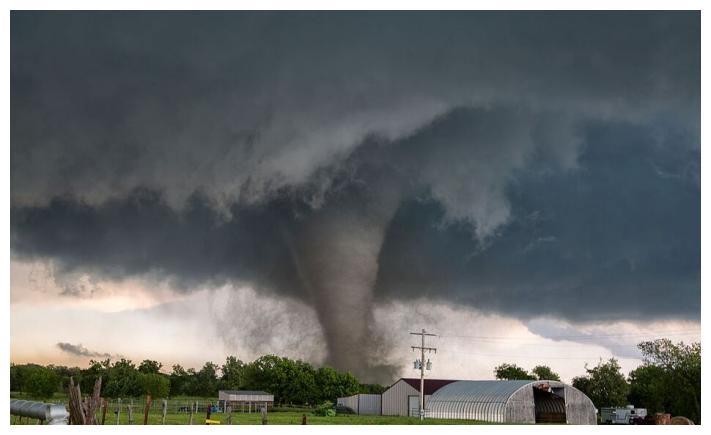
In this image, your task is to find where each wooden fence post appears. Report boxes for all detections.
[302,414,307,425]
[226,406,232,425]
[127,400,134,425]
[101,398,108,425]
[161,399,167,425]
[188,401,194,425]
[143,395,152,425]
[67,376,102,425]
[116,398,121,424]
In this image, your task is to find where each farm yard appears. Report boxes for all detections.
[9,394,483,425]
[9,339,702,425]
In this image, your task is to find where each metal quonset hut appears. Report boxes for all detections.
[426,380,597,424]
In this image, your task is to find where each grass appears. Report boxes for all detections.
[10,392,486,425]
[11,410,485,425]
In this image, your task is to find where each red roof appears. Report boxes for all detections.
[400,378,457,395]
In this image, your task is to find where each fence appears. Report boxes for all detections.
[11,397,279,425]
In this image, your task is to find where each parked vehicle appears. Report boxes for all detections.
[600,405,647,424]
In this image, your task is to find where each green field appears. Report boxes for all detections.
[10,393,485,425]
[11,410,485,425]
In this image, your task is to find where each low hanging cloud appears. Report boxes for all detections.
[56,342,118,359]
[11,11,700,381]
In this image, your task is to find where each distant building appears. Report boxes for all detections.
[427,380,597,424]
[381,378,456,416]
[338,378,598,424]
[336,394,381,415]
[217,390,274,413]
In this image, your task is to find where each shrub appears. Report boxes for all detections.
[313,401,336,417]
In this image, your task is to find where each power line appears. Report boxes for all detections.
[436,341,644,349]
[439,329,700,341]
[410,329,436,421]
[448,352,643,360]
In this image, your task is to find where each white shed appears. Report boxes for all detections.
[218,390,274,412]
[336,393,382,415]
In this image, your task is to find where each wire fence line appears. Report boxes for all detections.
[12,397,282,425]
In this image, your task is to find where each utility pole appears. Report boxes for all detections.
[410,328,437,421]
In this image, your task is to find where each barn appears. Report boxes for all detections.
[426,380,597,424]
[217,390,274,413]
[336,393,381,415]
[381,378,456,416]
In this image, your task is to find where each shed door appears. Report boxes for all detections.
[408,395,420,417]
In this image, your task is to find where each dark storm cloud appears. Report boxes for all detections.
[11,11,699,208]
[376,120,700,322]
[11,11,700,379]
[56,342,116,359]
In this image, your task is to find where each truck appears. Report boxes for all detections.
[600,405,648,424]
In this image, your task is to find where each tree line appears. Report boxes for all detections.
[492,339,700,424]
[11,338,700,423]
[11,354,382,406]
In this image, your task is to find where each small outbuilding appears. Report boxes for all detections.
[218,390,274,413]
[426,380,597,424]
[381,378,456,416]
[336,393,382,415]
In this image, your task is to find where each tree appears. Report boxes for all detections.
[103,359,142,398]
[81,359,110,396]
[494,363,535,380]
[573,358,629,409]
[46,365,83,393]
[138,360,163,374]
[244,356,317,404]
[220,356,245,390]
[138,373,170,398]
[193,362,219,397]
[11,364,21,392]
[169,364,191,396]
[633,339,701,423]
[21,365,59,399]
[359,383,386,394]
[314,366,359,403]
[531,365,560,381]
[627,364,668,413]
[571,375,591,396]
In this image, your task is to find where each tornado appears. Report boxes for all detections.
[291,182,402,380]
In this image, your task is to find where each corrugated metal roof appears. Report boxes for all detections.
[429,380,532,404]
[218,390,271,396]
[400,378,457,395]
[427,380,533,422]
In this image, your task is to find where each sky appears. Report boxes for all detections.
[10,11,700,384]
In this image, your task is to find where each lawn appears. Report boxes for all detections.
[11,410,484,425]
[10,393,485,425]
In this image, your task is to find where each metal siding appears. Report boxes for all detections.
[357,394,382,415]
[427,380,531,421]
[382,379,420,416]
[337,395,359,413]
[428,380,595,424]
[507,383,536,423]
[223,393,274,402]
[562,385,597,424]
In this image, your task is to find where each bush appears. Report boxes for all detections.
[313,401,336,417]
[138,372,170,398]
[21,365,59,399]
